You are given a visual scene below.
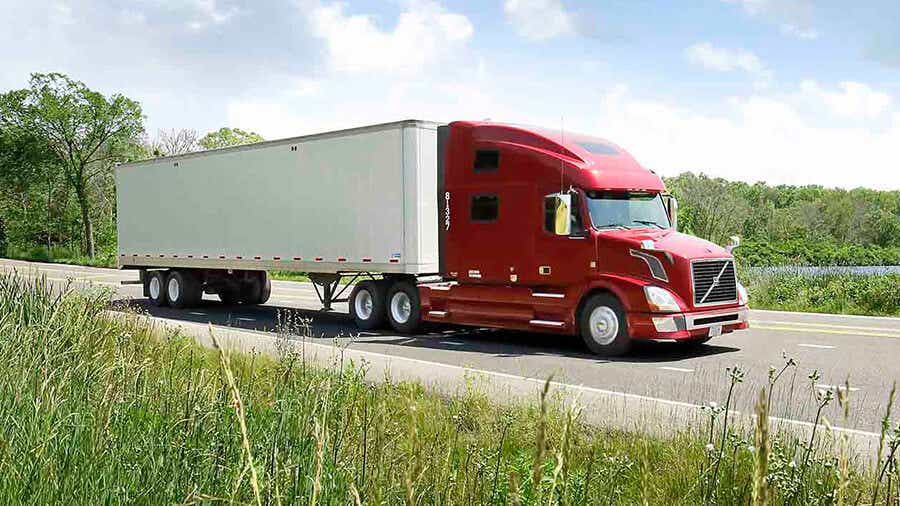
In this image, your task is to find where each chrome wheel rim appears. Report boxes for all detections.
[149,276,161,300]
[390,291,412,324]
[355,289,374,320]
[167,276,180,302]
[588,306,619,345]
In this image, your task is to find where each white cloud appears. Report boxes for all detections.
[307,0,473,75]
[188,0,239,30]
[593,85,900,189]
[800,80,892,119]
[685,42,772,85]
[503,0,574,41]
[724,0,818,40]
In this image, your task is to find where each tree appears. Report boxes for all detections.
[147,128,199,157]
[199,127,264,150]
[0,73,144,257]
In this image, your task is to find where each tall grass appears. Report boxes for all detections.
[0,272,896,504]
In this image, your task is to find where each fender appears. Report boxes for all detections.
[575,272,661,315]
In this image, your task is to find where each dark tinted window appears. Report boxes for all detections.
[577,142,619,155]
[474,150,499,172]
[470,194,499,222]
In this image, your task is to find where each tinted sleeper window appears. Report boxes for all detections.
[474,150,499,172]
[470,194,499,222]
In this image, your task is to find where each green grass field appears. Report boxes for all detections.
[1,272,898,504]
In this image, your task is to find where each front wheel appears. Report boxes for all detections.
[579,293,631,356]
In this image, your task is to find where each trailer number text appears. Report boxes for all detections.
[444,192,451,231]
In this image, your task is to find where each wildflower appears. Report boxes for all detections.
[747,445,756,453]
[708,401,718,409]
[705,443,715,453]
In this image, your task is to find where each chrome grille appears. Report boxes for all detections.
[692,259,737,306]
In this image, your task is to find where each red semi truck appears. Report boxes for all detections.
[116,120,749,356]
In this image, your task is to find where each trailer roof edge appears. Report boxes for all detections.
[117,119,442,169]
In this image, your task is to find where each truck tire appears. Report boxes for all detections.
[349,280,386,330]
[579,293,631,356]
[386,281,422,334]
[239,272,271,305]
[147,271,168,307]
[167,270,202,309]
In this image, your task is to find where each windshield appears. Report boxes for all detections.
[585,191,671,230]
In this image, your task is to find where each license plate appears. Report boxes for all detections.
[708,325,722,337]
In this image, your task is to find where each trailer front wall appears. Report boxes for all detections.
[116,122,438,275]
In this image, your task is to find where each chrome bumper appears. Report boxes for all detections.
[652,307,749,333]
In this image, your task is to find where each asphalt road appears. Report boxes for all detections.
[2,258,898,436]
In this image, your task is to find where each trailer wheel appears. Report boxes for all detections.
[147,271,168,307]
[349,280,386,330]
[579,293,631,356]
[167,270,202,309]
[386,281,422,334]
[239,272,271,305]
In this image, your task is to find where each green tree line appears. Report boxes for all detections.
[0,73,262,263]
[2,72,898,267]
[665,173,900,266]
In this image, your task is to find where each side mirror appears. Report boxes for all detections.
[553,194,572,236]
[662,194,678,230]
[725,235,741,253]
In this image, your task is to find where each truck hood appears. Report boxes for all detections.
[597,228,731,261]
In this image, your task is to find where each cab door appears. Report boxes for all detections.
[525,189,594,287]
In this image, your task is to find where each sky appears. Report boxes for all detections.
[1,0,899,189]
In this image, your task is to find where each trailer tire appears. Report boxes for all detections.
[167,270,202,309]
[579,293,631,356]
[386,281,422,334]
[147,271,168,307]
[350,280,387,330]
[240,272,271,305]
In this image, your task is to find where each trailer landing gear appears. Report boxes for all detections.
[308,272,366,311]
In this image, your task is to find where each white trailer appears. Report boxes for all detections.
[116,120,440,313]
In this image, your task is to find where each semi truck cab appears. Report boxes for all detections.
[413,121,749,355]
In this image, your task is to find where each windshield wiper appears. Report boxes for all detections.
[595,223,628,230]
[631,220,664,229]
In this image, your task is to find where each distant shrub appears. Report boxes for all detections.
[743,271,900,316]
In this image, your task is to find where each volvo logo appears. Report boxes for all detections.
[700,262,730,304]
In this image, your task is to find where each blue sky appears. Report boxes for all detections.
[1,0,899,189]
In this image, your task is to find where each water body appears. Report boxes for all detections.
[746,265,900,276]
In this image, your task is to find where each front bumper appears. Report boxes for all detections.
[627,305,750,340]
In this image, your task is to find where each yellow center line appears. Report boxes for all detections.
[752,324,899,338]
[751,320,900,333]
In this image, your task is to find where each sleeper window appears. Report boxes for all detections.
[474,150,499,173]
[470,194,499,222]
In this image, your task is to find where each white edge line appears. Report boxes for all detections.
[798,343,836,349]
[659,366,694,373]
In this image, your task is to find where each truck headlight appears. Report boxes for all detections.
[737,282,748,305]
[644,286,681,313]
